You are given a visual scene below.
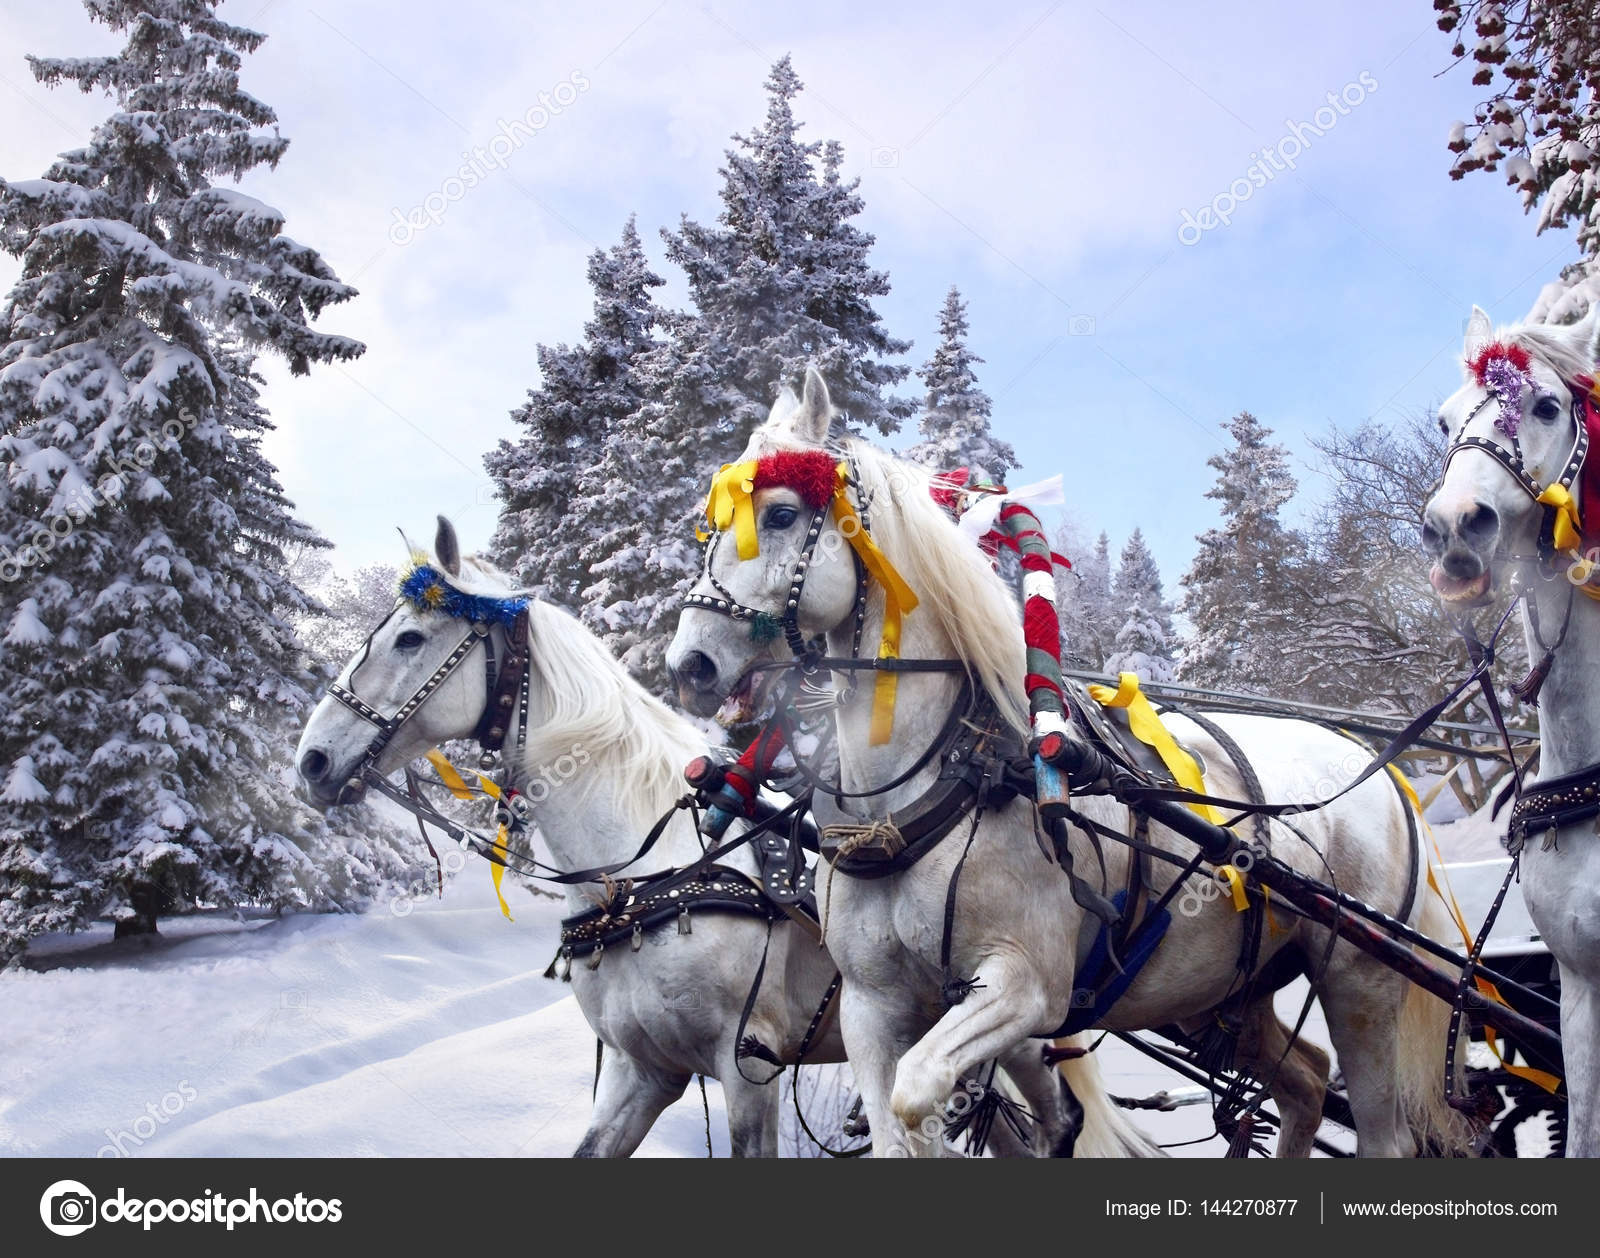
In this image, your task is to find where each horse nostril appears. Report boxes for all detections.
[1420,519,1445,557]
[673,650,718,692]
[299,749,331,782]
[1459,501,1499,548]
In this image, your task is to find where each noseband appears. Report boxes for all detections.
[327,601,531,799]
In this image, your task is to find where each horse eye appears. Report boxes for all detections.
[763,504,800,530]
[395,630,426,649]
[1533,396,1561,421]
[1438,416,1449,435]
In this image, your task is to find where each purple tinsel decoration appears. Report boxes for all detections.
[1483,356,1530,438]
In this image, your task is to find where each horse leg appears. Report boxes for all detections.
[1315,956,1414,1158]
[1557,963,1600,1157]
[572,1047,690,1158]
[717,1031,782,1158]
[992,1040,1079,1157]
[838,984,932,1158]
[889,952,1049,1153]
[1234,1000,1330,1159]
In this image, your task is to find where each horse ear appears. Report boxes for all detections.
[794,365,834,445]
[434,515,461,577]
[1569,304,1600,367]
[1464,305,1493,361]
[768,385,801,425]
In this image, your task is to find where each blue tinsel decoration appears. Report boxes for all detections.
[398,564,528,626]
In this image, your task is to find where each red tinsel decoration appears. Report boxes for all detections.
[752,450,838,508]
[1576,374,1600,545]
[929,467,971,515]
[1467,341,1532,387]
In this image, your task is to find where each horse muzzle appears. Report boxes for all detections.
[297,748,369,810]
[1421,497,1500,608]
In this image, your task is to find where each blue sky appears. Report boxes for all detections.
[0,0,1577,590]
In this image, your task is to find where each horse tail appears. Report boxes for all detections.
[1055,1035,1168,1158]
[1395,887,1475,1156]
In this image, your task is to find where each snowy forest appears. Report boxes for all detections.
[0,0,1584,963]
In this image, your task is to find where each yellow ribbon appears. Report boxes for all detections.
[1387,763,1561,1095]
[425,749,514,921]
[827,465,920,745]
[702,460,761,558]
[1536,481,1583,555]
[1533,482,1600,603]
[1088,673,1221,825]
[1218,864,1250,912]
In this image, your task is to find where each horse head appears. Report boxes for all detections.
[295,515,522,807]
[1422,305,1600,607]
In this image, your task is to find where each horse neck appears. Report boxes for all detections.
[826,598,966,815]
[1523,571,1600,778]
[510,664,706,903]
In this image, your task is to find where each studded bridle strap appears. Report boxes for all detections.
[475,609,530,755]
[1441,386,1591,522]
[686,499,833,663]
[328,618,495,781]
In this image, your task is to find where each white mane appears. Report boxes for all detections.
[449,553,709,833]
[840,443,1030,735]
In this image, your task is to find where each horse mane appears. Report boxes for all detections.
[1481,321,1597,384]
[743,433,1033,736]
[448,553,708,832]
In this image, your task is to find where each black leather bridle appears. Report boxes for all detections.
[326,603,530,803]
[684,492,851,667]
[1438,382,1590,559]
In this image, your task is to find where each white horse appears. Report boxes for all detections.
[1423,307,1600,1156]
[669,369,1468,1157]
[295,518,1142,1157]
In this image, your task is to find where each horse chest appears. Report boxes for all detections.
[1522,839,1600,981]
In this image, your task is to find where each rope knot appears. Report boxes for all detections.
[818,819,907,941]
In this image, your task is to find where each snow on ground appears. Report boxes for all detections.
[1,869,728,1157]
[0,811,1518,1159]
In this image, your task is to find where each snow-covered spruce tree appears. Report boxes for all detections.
[661,56,912,444]
[0,0,404,957]
[1104,528,1177,681]
[573,318,710,689]
[1055,526,1118,672]
[1179,412,1305,692]
[581,56,914,689]
[1437,1,1600,321]
[484,216,663,610]
[907,286,1015,482]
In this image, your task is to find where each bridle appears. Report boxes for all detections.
[1437,379,1591,564]
[684,457,961,699]
[683,454,979,806]
[686,496,846,666]
[326,601,531,803]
